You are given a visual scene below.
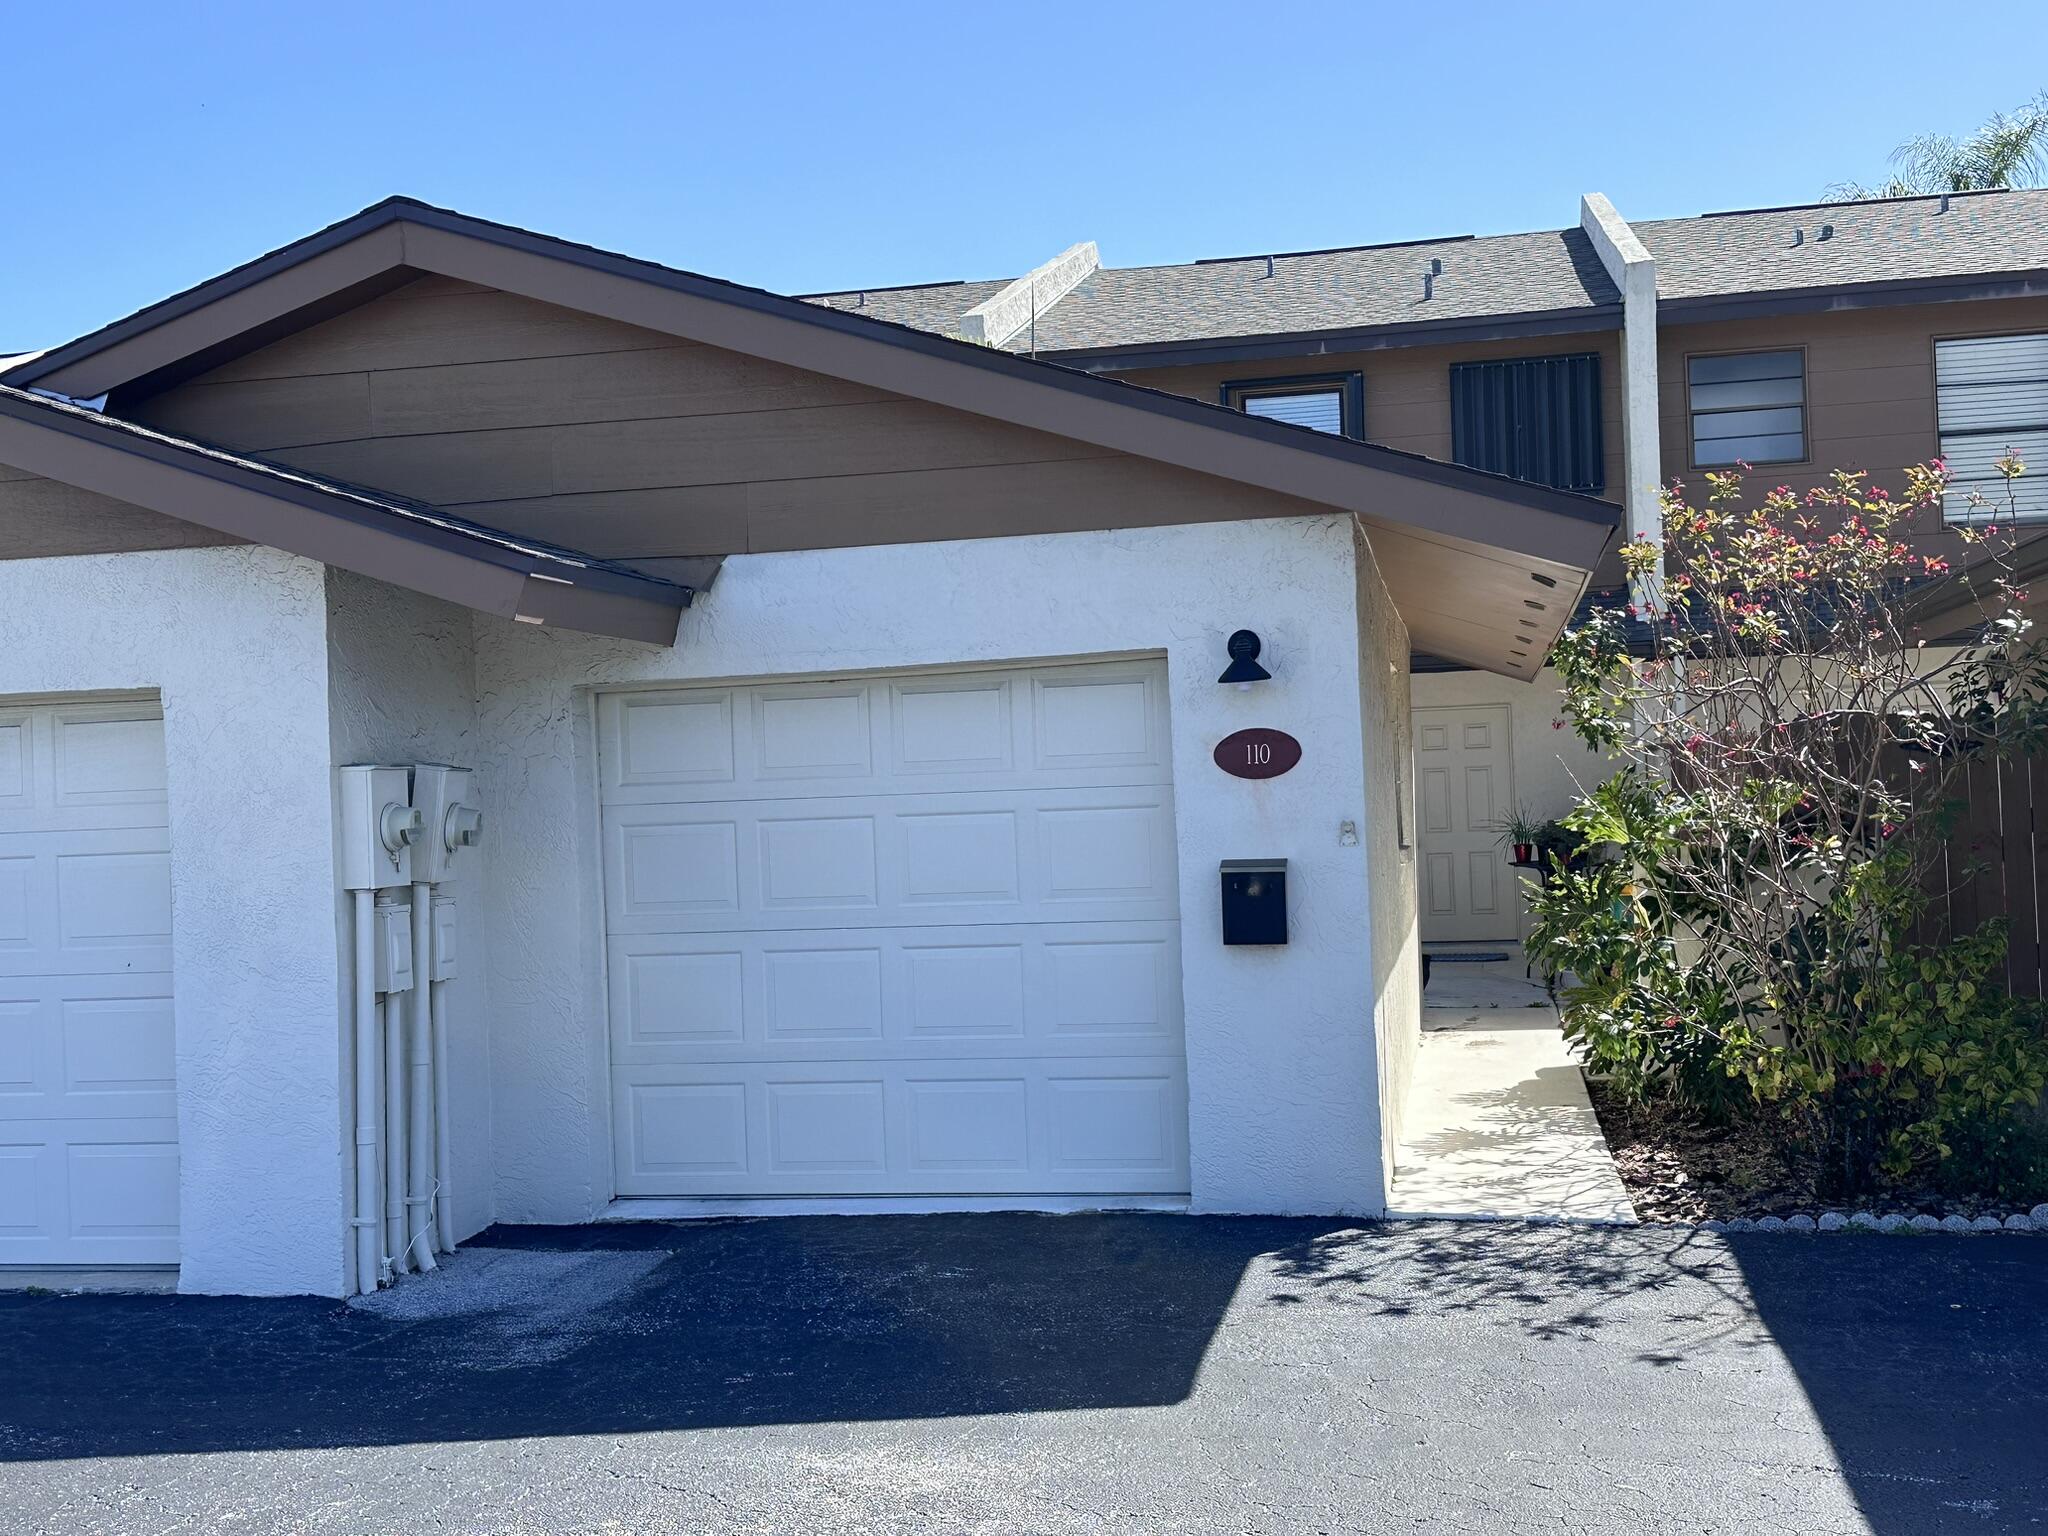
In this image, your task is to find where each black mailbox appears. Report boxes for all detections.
[1220,858,1287,945]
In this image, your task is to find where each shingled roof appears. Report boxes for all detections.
[803,188,2048,357]
[1638,188,2048,305]
[810,228,1619,353]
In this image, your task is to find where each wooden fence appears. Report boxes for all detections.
[1937,750,2048,1000]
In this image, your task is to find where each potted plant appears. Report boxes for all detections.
[1492,807,1545,866]
[1533,818,1580,872]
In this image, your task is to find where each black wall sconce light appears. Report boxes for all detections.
[1218,629,1271,689]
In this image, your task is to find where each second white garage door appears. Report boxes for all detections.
[599,660,1189,1199]
[0,696,178,1266]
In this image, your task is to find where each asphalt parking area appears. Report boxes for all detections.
[4,1214,2044,1534]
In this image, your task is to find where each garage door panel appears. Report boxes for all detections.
[611,1058,1189,1197]
[604,788,1177,933]
[602,661,1186,1201]
[0,697,177,1267]
[0,1115,180,1264]
[598,662,1171,806]
[0,705,171,835]
[752,684,874,781]
[608,921,1181,1064]
[0,829,173,979]
[890,675,1016,775]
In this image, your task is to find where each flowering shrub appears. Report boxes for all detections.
[1530,458,2048,1194]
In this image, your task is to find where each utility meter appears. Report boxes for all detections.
[338,765,417,890]
[411,765,483,883]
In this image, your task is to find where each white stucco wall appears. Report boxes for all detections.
[0,546,341,1295]
[471,515,1401,1220]
[323,572,495,1291]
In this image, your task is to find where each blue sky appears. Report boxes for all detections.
[5,1,2046,353]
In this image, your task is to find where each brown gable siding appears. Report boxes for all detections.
[117,275,1331,564]
[1113,330,1625,497]
[1113,331,1628,584]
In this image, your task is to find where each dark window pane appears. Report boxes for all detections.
[1689,376,1805,411]
[1694,405,1806,441]
[1688,350,1802,386]
[1694,432,1806,466]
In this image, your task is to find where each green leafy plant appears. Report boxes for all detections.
[1829,90,2048,199]
[1531,456,2048,1195]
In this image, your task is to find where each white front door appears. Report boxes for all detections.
[1414,704,1516,944]
[0,698,178,1266]
[598,660,1190,1200]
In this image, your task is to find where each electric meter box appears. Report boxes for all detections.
[431,894,459,982]
[411,765,483,884]
[373,897,414,993]
[338,765,417,890]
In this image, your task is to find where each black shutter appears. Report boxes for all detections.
[1449,353,1604,493]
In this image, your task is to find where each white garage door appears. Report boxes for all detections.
[0,698,178,1266]
[599,660,1189,1199]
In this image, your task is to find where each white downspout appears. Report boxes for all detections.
[1580,192,1664,610]
[378,892,409,1277]
[407,882,438,1273]
[351,888,382,1296]
[410,764,481,1258]
[431,891,456,1253]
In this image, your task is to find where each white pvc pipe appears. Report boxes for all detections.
[380,908,409,1276]
[406,882,437,1274]
[351,889,381,1296]
[431,893,455,1254]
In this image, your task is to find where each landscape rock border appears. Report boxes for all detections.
[1671,1203,2048,1234]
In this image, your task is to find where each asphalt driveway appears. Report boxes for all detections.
[3,1215,2044,1534]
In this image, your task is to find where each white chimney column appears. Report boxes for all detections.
[958,242,1100,352]
[1580,193,1663,609]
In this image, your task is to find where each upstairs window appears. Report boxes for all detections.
[1935,332,2048,521]
[1449,353,1604,492]
[1223,373,1363,439]
[1688,350,1807,467]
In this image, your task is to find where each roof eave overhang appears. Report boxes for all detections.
[6,199,1620,678]
[0,392,689,646]
[1658,269,2048,326]
[1035,303,1624,374]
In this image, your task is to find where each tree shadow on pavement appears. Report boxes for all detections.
[3,1207,2044,1536]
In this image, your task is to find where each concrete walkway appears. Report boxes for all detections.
[1390,951,1637,1225]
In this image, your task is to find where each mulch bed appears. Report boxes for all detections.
[1584,1078,2035,1223]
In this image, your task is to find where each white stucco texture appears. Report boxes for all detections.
[473,515,1406,1220]
[0,546,342,1295]
[324,571,496,1290]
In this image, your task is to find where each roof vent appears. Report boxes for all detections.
[1422,257,1443,301]
[1791,227,1804,248]
[1263,255,1275,279]
[1818,223,1835,241]
[1940,193,1952,214]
